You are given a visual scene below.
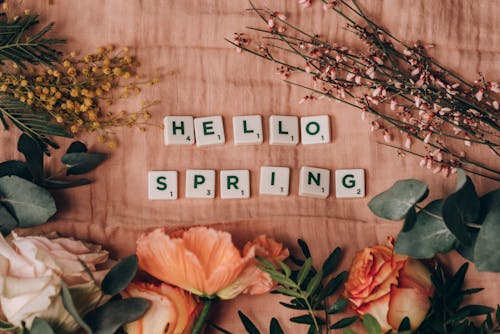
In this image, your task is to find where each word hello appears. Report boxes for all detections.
[148,167,365,200]
[163,115,331,146]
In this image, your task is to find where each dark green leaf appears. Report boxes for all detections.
[442,170,480,246]
[30,318,54,334]
[474,189,500,272]
[62,152,107,175]
[363,314,381,334]
[0,319,16,331]
[448,263,469,298]
[275,287,302,299]
[495,305,500,324]
[101,255,138,295]
[306,269,322,297]
[343,329,358,334]
[290,314,325,325]
[60,283,92,334]
[328,298,348,314]
[238,311,260,334]
[0,160,32,180]
[85,298,150,334]
[0,204,17,235]
[41,178,91,189]
[322,247,341,277]
[297,258,312,287]
[319,271,348,300]
[401,206,417,232]
[398,317,411,331]
[0,175,56,227]
[395,200,455,258]
[269,318,284,334]
[330,316,359,329]
[457,305,494,316]
[368,179,428,220]
[17,134,43,181]
[66,141,88,154]
[298,239,311,258]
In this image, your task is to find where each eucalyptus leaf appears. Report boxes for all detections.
[238,311,260,334]
[442,170,480,246]
[66,141,88,154]
[101,255,138,295]
[0,204,17,235]
[17,134,43,181]
[395,200,455,258]
[401,206,417,232]
[84,298,150,334]
[60,283,92,334]
[41,178,92,189]
[62,152,107,175]
[474,189,500,272]
[0,319,16,331]
[0,160,32,180]
[0,175,56,227]
[30,318,54,334]
[368,179,428,220]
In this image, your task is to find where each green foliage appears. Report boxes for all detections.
[29,318,54,334]
[0,136,106,235]
[237,240,354,334]
[101,255,138,295]
[368,170,500,272]
[415,263,500,334]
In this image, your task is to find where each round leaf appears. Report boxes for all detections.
[85,298,151,334]
[62,152,107,175]
[30,318,55,334]
[17,134,43,181]
[0,176,56,227]
[66,141,88,154]
[474,189,500,272]
[395,200,455,258]
[368,179,428,220]
[101,254,138,295]
[0,160,32,180]
[0,205,18,236]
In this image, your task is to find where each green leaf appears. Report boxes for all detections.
[17,134,43,181]
[297,258,312,287]
[363,314,382,334]
[66,141,88,154]
[319,271,348,300]
[343,330,358,334]
[277,260,292,278]
[101,255,138,295]
[238,311,260,334]
[85,298,150,334]
[298,239,311,258]
[0,319,17,331]
[328,298,348,314]
[62,152,107,175]
[368,179,428,220]
[290,314,319,325]
[457,305,494,316]
[0,160,32,180]
[398,317,411,331]
[306,269,323,297]
[60,283,92,334]
[275,287,303,299]
[322,247,342,277]
[30,318,54,334]
[330,316,359,329]
[0,175,56,227]
[395,200,455,258]
[401,206,417,232]
[269,318,284,334]
[474,189,500,272]
[442,170,480,246]
[0,204,17,235]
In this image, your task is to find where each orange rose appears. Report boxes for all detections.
[136,227,288,300]
[121,282,201,334]
[344,237,434,331]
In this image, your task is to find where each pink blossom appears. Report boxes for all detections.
[423,132,431,144]
[475,88,484,101]
[390,98,397,111]
[404,135,412,149]
[383,130,392,143]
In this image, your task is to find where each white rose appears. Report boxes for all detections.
[0,233,109,331]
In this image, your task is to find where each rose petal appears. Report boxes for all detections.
[387,287,431,330]
[357,294,392,332]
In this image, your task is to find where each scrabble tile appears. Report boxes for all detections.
[299,166,330,198]
[269,115,299,145]
[233,115,263,145]
[259,166,290,196]
[185,169,215,199]
[148,171,178,200]
[335,169,365,198]
[194,116,225,147]
[301,115,330,145]
[163,116,195,145]
[220,170,250,199]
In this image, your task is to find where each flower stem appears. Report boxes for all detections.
[192,298,215,334]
